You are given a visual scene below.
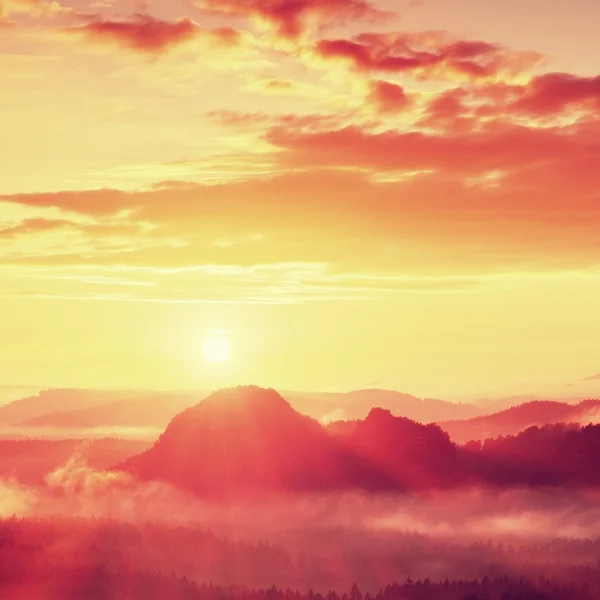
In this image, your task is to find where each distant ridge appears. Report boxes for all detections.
[0,389,199,429]
[284,388,482,422]
[0,387,481,434]
[439,399,600,444]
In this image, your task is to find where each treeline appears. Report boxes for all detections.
[335,414,600,489]
[0,565,597,600]
[2,518,600,593]
[460,423,600,486]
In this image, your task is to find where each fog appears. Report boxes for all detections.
[0,425,161,441]
[3,455,600,542]
[2,456,600,595]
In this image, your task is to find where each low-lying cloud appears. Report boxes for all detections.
[4,455,600,543]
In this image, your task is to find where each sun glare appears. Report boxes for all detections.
[202,335,232,364]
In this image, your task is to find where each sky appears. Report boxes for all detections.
[1,0,600,400]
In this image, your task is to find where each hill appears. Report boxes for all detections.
[460,422,600,486]
[120,386,473,497]
[17,394,196,432]
[120,386,398,497]
[0,389,159,425]
[329,408,468,488]
[439,399,600,443]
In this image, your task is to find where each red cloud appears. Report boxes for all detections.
[512,72,600,116]
[263,122,596,176]
[420,88,472,131]
[69,14,238,53]
[5,161,600,275]
[368,80,410,114]
[315,32,542,80]
[444,74,600,126]
[195,0,391,39]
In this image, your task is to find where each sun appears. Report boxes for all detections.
[201,335,232,364]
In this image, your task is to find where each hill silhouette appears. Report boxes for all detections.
[440,399,600,444]
[120,386,397,497]
[119,386,600,496]
[460,422,600,486]
[329,408,469,488]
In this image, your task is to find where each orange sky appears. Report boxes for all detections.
[1,0,600,399]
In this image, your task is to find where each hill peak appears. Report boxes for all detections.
[120,385,370,497]
[166,386,298,429]
[202,385,292,411]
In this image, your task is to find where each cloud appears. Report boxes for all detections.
[419,88,470,130]
[2,0,71,19]
[1,190,133,218]
[263,120,599,177]
[367,80,410,114]
[0,454,206,523]
[7,456,600,544]
[248,77,299,96]
[425,74,600,128]
[2,134,600,277]
[0,477,36,516]
[194,0,393,40]
[582,373,600,381]
[67,14,239,54]
[2,102,600,279]
[511,72,600,117]
[0,263,483,304]
[8,461,600,596]
[313,31,542,82]
[0,218,73,238]
[0,217,143,241]
[208,110,347,132]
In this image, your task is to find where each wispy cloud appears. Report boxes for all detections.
[1,263,487,304]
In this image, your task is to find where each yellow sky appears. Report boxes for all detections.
[1,0,600,399]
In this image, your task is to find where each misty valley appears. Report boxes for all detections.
[1,387,600,599]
